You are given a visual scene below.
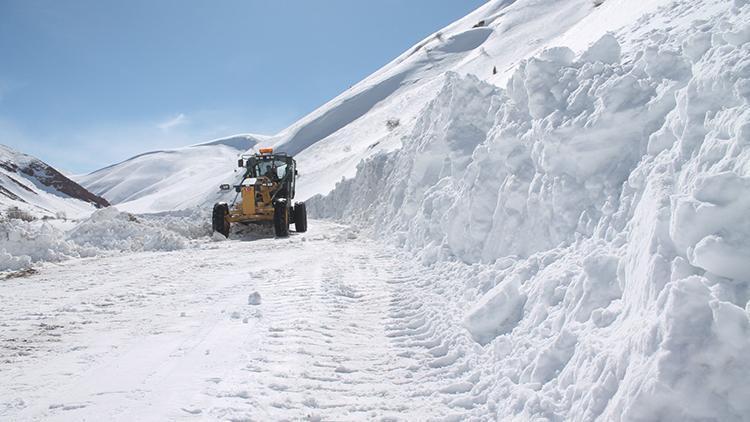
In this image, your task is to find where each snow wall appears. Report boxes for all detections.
[309,2,750,421]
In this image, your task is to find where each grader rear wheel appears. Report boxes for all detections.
[294,202,307,233]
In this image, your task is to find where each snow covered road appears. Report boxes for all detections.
[1,221,481,421]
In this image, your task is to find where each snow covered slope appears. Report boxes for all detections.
[267,0,677,199]
[0,144,108,218]
[81,0,678,210]
[308,0,750,420]
[77,134,263,214]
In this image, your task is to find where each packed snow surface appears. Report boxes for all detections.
[0,222,498,421]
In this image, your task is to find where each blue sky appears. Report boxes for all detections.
[0,0,485,173]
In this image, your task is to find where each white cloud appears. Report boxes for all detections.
[157,113,188,132]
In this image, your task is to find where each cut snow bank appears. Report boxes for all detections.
[309,1,750,420]
[0,207,210,272]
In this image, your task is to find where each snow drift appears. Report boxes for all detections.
[309,1,750,420]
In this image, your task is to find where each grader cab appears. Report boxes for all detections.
[212,148,307,238]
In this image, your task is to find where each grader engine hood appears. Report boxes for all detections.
[241,185,256,216]
[239,178,276,216]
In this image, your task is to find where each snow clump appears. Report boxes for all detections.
[247,292,262,305]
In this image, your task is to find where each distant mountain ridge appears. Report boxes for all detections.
[75,134,263,213]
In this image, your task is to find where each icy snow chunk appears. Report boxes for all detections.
[670,172,750,255]
[682,31,712,62]
[464,275,526,345]
[247,292,262,305]
[642,45,691,81]
[538,46,575,65]
[0,250,31,272]
[0,219,83,271]
[579,33,621,64]
[530,329,578,383]
[689,235,750,281]
[633,276,750,420]
[573,252,622,322]
[724,24,750,46]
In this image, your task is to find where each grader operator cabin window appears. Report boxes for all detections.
[247,158,287,180]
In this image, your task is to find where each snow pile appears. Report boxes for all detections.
[136,208,213,240]
[309,1,750,420]
[0,218,91,271]
[0,207,199,271]
[67,207,187,252]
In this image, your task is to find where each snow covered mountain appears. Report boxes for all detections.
[0,144,108,218]
[76,134,264,214]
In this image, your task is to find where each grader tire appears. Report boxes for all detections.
[212,203,230,238]
[273,202,290,238]
[294,202,308,233]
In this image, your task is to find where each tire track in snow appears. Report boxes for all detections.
[205,232,488,421]
[1,222,490,421]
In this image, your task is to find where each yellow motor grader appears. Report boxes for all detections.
[212,148,307,238]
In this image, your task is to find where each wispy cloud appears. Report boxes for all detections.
[157,113,188,132]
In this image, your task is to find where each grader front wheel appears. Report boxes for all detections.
[212,203,230,237]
